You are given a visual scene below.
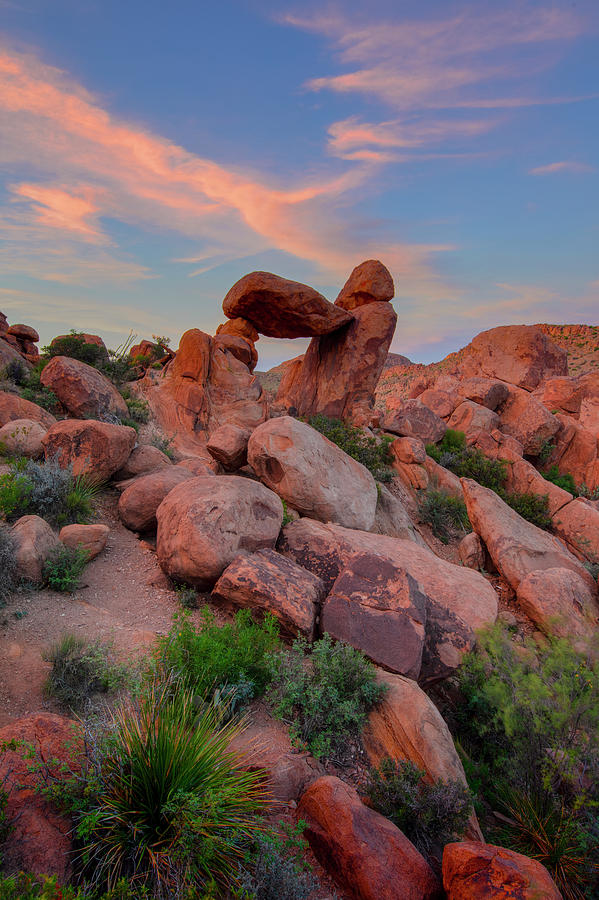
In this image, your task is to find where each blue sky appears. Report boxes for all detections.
[0,0,597,367]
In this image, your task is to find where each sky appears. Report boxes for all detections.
[0,0,598,368]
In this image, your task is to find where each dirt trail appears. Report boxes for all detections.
[0,491,181,727]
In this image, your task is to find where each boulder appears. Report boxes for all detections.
[50,332,108,359]
[212,548,326,639]
[552,498,599,564]
[59,523,109,560]
[118,467,194,532]
[322,553,428,679]
[448,401,499,438]
[156,475,283,588]
[175,456,217,476]
[549,415,597,486]
[207,423,251,471]
[42,420,136,482]
[335,259,394,310]
[223,271,352,338]
[40,356,128,420]
[278,302,397,425]
[0,417,46,458]
[0,713,80,881]
[392,459,429,491]
[462,479,593,591]
[516,567,599,639]
[389,436,426,465]
[423,456,464,499]
[442,841,562,899]
[504,456,572,517]
[7,323,39,342]
[216,316,259,344]
[418,388,460,419]
[579,397,599,438]
[247,416,378,531]
[384,399,447,444]
[299,776,440,900]
[0,338,32,371]
[457,377,509,411]
[461,325,567,391]
[115,444,172,480]
[535,372,599,415]
[458,532,485,570]
[12,515,61,582]
[498,385,560,455]
[0,390,56,428]
[371,483,427,546]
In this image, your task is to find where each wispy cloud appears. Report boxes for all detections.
[528,160,595,175]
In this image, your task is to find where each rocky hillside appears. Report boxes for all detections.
[0,263,597,899]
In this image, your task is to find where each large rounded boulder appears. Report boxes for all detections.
[156,475,283,588]
[247,416,378,531]
[118,467,194,532]
[42,419,136,481]
[40,355,128,420]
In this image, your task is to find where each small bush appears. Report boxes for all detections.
[150,432,175,460]
[0,458,97,525]
[43,634,127,712]
[0,873,150,899]
[0,526,18,605]
[240,820,318,900]
[1,358,29,385]
[267,633,387,760]
[425,428,466,462]
[120,389,150,424]
[505,491,552,530]
[175,583,199,609]
[43,330,106,366]
[18,365,59,412]
[543,465,578,496]
[309,415,394,482]
[538,439,556,465]
[366,758,472,859]
[156,608,281,704]
[418,489,470,544]
[43,545,90,592]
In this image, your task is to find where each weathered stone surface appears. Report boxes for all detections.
[392,459,429,491]
[0,390,56,428]
[461,325,567,391]
[459,532,485,570]
[442,841,562,899]
[247,416,378,530]
[384,399,447,443]
[7,323,39,342]
[371,483,427,546]
[335,259,394,310]
[552,498,599,564]
[223,271,352,338]
[457,377,509,410]
[0,713,81,881]
[59,523,109,560]
[213,548,325,639]
[423,455,464,499]
[498,384,560,455]
[43,419,136,482]
[156,475,283,589]
[462,478,593,591]
[504,456,572,517]
[175,456,217,476]
[390,436,426,465]
[216,316,259,344]
[40,356,128,420]
[549,415,597,486]
[0,417,46,457]
[118,467,194,532]
[418,388,460,419]
[0,338,31,371]
[535,372,599,415]
[278,302,397,425]
[323,554,428,678]
[516,567,599,639]
[116,444,172,480]
[448,400,499,437]
[299,776,440,900]
[207,423,251,471]
[12,515,61,583]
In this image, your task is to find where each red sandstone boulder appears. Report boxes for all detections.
[0,338,32,371]
[384,399,447,443]
[549,415,597,486]
[207,423,251,471]
[59,523,109,559]
[212,548,326,639]
[516,567,599,639]
[552,498,599,564]
[12,515,61,582]
[504,456,572,517]
[390,436,426,465]
[335,259,394,310]
[176,456,217,476]
[457,377,509,410]
[216,316,259,343]
[156,475,283,588]
[116,444,172,480]
[461,325,567,391]
[0,713,81,881]
[247,416,378,531]
[498,384,560,455]
[298,776,440,900]
[534,372,599,415]
[459,532,485,570]
[322,553,428,679]
[418,387,460,419]
[0,417,47,457]
[423,456,464,499]
[40,355,128,420]
[580,397,599,438]
[7,323,39,343]
[0,391,56,428]
[223,271,352,338]
[42,419,136,481]
[50,332,108,358]
[118,467,194,532]
[442,841,562,899]
[371,483,427,546]
[171,328,212,381]
[448,400,499,438]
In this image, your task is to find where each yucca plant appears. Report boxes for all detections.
[78,676,268,896]
[62,474,102,524]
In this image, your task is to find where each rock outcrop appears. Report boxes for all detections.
[42,420,136,481]
[0,391,56,428]
[442,841,562,899]
[460,324,567,390]
[40,356,128,420]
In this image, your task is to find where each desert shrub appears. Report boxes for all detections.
[98,333,137,387]
[43,330,106,366]
[18,365,59,412]
[418,489,470,543]
[150,432,175,460]
[543,465,578,496]
[579,483,599,502]
[0,874,151,899]
[239,820,317,900]
[43,545,90,592]
[366,758,472,859]
[584,561,599,581]
[174,583,199,609]
[425,428,466,462]
[43,634,128,712]
[504,491,552,530]
[448,447,508,493]
[2,357,29,385]
[538,438,556,465]
[0,458,98,525]
[308,415,394,482]
[156,608,281,705]
[75,678,267,894]
[120,388,150,424]
[0,525,18,605]
[267,633,387,760]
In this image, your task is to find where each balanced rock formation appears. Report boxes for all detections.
[335,259,395,310]
[41,355,128,420]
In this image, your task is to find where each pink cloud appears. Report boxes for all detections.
[10,182,108,242]
[528,161,595,175]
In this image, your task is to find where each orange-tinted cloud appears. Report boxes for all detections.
[528,160,595,175]
[10,182,108,242]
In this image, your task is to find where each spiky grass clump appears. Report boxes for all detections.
[78,678,268,895]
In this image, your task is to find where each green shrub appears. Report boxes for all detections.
[43,545,90,592]
[174,583,199,609]
[120,389,150,424]
[504,491,552,530]
[0,874,151,899]
[447,447,508,493]
[150,432,175,460]
[156,608,281,704]
[43,331,106,366]
[366,758,472,859]
[1,358,29,385]
[308,415,394,482]
[267,633,387,760]
[543,465,578,496]
[418,489,470,544]
[240,820,317,900]
[0,785,10,869]
[425,428,466,462]
[538,439,556,465]
[0,458,98,525]
[17,364,59,412]
[0,525,18,605]
[43,634,128,712]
